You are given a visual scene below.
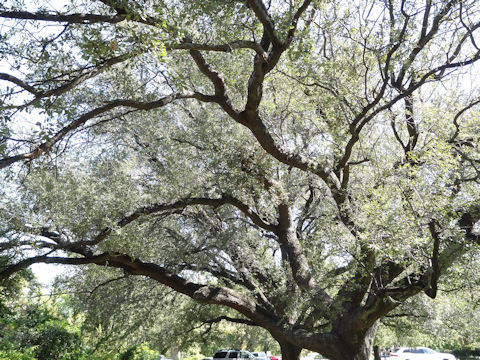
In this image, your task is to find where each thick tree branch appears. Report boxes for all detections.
[333,246,376,315]
[403,94,418,153]
[81,195,277,247]
[187,43,242,122]
[424,220,441,299]
[243,0,312,116]
[0,9,125,24]
[184,35,343,204]
[283,0,313,49]
[0,251,284,339]
[201,315,258,327]
[359,227,471,329]
[277,203,314,291]
[245,0,281,46]
[171,40,267,59]
[458,205,480,245]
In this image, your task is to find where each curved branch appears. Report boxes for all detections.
[0,72,40,95]
[246,0,281,46]
[449,97,480,142]
[242,115,342,197]
[0,92,201,169]
[0,252,282,334]
[187,42,242,122]
[243,0,312,116]
[2,52,145,108]
[82,195,277,247]
[201,315,258,327]
[283,0,313,49]
[0,9,125,24]
[171,40,267,59]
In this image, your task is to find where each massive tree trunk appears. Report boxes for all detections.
[274,322,377,360]
[331,323,378,360]
[278,341,302,360]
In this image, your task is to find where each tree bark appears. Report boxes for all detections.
[327,322,378,360]
[373,345,381,360]
[170,345,180,360]
[279,342,302,360]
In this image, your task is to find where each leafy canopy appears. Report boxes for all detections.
[1,1,480,359]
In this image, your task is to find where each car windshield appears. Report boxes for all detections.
[214,353,228,359]
[422,349,437,354]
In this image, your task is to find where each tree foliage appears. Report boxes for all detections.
[60,267,277,355]
[0,288,88,360]
[1,1,480,360]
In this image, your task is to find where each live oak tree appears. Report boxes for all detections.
[1,1,480,360]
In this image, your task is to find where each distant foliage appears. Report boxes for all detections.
[119,343,160,360]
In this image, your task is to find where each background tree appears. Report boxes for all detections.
[59,267,278,356]
[1,1,480,360]
[0,275,92,360]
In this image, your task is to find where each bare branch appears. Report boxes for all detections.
[394,0,458,87]
[283,0,313,49]
[449,97,480,142]
[0,72,40,95]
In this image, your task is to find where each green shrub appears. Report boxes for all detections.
[120,343,160,360]
[0,348,36,360]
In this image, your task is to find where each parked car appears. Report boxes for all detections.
[301,353,322,360]
[388,347,456,360]
[213,350,254,360]
[251,352,269,360]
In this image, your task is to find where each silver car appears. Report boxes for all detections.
[389,347,455,360]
